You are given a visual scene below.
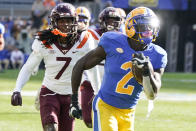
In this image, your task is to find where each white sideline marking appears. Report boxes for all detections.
[162,78,196,83]
[1,91,196,101]
[140,92,196,101]
[0,91,37,96]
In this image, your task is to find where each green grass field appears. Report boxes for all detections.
[0,70,196,131]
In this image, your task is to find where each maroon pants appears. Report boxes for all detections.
[80,81,94,127]
[40,86,74,131]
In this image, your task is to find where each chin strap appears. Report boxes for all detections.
[138,33,152,45]
[129,37,140,43]
[106,25,115,31]
[139,37,152,45]
[129,34,147,45]
[51,29,68,37]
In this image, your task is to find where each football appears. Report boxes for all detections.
[132,62,143,84]
[132,61,154,84]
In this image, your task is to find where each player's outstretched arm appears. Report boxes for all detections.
[69,46,106,119]
[72,46,106,94]
[11,51,43,106]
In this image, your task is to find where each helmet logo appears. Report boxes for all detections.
[125,7,160,44]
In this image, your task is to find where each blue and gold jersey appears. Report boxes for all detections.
[98,32,167,109]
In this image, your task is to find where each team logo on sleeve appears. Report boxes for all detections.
[72,51,79,53]
[116,48,124,53]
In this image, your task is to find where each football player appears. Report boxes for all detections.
[75,7,123,128]
[11,3,95,131]
[75,6,96,128]
[84,6,123,96]
[69,6,167,131]
[88,6,123,40]
[117,8,126,34]
[0,22,5,51]
[76,6,91,34]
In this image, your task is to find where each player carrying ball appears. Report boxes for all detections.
[69,6,167,131]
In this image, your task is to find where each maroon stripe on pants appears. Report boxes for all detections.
[40,86,74,131]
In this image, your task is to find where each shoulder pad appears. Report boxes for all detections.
[153,44,167,56]
[77,31,91,49]
[87,29,100,40]
[32,39,44,53]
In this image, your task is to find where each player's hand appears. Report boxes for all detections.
[11,91,22,106]
[69,94,82,119]
[132,53,150,76]
[132,53,148,68]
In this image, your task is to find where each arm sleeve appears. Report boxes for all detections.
[154,49,168,70]
[160,52,167,68]
[98,33,112,54]
[14,40,43,92]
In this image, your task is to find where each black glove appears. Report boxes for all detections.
[69,94,82,119]
[132,53,150,76]
[11,91,22,106]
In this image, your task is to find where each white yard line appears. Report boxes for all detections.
[1,91,196,101]
[162,78,196,83]
[140,92,196,101]
[0,91,37,96]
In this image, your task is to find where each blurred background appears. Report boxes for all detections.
[0,0,196,73]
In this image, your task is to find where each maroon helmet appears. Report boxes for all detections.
[49,3,78,34]
[98,7,122,31]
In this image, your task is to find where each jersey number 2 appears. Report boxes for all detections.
[115,61,134,95]
[55,57,72,80]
